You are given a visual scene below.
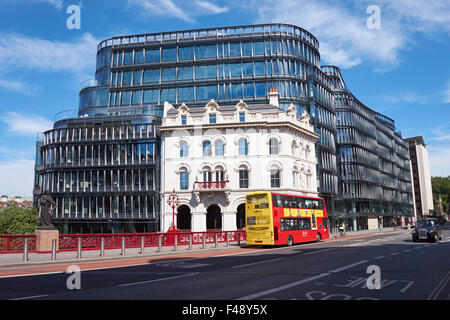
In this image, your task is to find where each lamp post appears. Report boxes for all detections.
[167,188,180,232]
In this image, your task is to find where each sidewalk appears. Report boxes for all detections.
[0,227,407,269]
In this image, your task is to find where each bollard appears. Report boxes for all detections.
[23,238,29,262]
[226,233,230,247]
[174,235,178,251]
[140,236,145,254]
[77,237,82,259]
[51,239,57,261]
[100,237,105,257]
[158,235,162,253]
[215,233,218,248]
[121,237,125,256]
[189,234,192,251]
[237,232,241,247]
[202,233,206,249]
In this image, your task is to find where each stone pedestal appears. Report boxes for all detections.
[35,229,59,252]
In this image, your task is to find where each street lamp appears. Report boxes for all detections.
[167,188,180,232]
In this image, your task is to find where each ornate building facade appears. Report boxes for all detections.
[159,93,318,232]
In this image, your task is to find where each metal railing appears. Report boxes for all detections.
[0,235,37,253]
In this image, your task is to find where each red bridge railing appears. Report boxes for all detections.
[0,230,246,253]
[0,235,37,253]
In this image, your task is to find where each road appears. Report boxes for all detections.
[1,229,449,300]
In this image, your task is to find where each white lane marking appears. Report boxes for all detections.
[117,272,199,287]
[231,258,284,269]
[304,248,332,255]
[329,260,369,274]
[414,247,422,249]
[428,271,450,300]
[389,252,400,256]
[9,294,49,300]
[236,273,331,300]
[403,249,412,252]
[374,256,385,260]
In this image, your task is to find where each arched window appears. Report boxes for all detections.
[179,141,189,158]
[179,167,189,190]
[215,166,225,182]
[291,141,297,157]
[239,165,249,188]
[270,165,280,188]
[238,138,248,155]
[269,137,279,155]
[293,167,299,188]
[202,166,212,182]
[215,140,225,156]
[202,140,212,156]
[305,144,310,160]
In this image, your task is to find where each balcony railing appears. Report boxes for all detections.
[194,180,229,191]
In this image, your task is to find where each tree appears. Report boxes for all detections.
[431,176,450,217]
[0,207,40,234]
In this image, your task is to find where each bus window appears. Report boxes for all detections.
[304,199,312,208]
[297,198,305,208]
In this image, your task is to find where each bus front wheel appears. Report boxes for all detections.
[287,235,294,246]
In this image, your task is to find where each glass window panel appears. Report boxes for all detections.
[145,49,160,63]
[254,41,264,55]
[134,50,144,64]
[203,141,212,156]
[242,42,252,56]
[255,82,266,97]
[196,85,217,100]
[229,42,241,56]
[131,90,142,105]
[121,91,131,105]
[238,138,248,155]
[243,62,253,77]
[215,140,224,156]
[162,47,177,61]
[177,66,193,80]
[143,89,159,104]
[196,65,216,79]
[123,51,133,65]
[179,46,194,60]
[243,82,254,98]
[180,141,189,157]
[231,83,243,99]
[143,69,160,83]
[195,44,217,59]
[254,61,265,76]
[161,68,176,81]
[180,171,189,190]
[122,71,132,85]
[230,62,241,78]
[160,88,176,103]
[178,86,194,102]
[133,70,142,85]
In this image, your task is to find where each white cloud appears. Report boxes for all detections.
[0,78,42,95]
[0,33,98,80]
[254,0,405,69]
[0,159,35,197]
[194,0,228,14]
[128,0,193,23]
[0,112,52,136]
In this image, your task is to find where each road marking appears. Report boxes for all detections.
[117,272,199,287]
[428,271,450,300]
[374,256,385,260]
[304,248,332,255]
[236,273,331,300]
[231,258,284,269]
[389,252,400,256]
[403,249,412,252]
[329,260,369,274]
[414,247,422,249]
[9,294,49,300]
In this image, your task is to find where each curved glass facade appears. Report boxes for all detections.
[34,24,413,233]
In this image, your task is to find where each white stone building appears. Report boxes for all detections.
[159,91,319,232]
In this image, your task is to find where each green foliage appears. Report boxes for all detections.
[0,207,40,234]
[432,176,450,216]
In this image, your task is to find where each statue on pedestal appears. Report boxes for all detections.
[38,190,57,230]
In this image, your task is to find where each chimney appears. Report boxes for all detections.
[269,88,279,107]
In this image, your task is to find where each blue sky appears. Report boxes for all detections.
[0,0,449,196]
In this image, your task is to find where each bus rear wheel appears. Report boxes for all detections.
[316,233,322,242]
[287,235,294,247]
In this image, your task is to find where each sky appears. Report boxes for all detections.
[0,0,449,197]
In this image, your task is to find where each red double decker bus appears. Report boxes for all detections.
[245,191,329,246]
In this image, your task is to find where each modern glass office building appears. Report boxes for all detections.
[33,23,413,233]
